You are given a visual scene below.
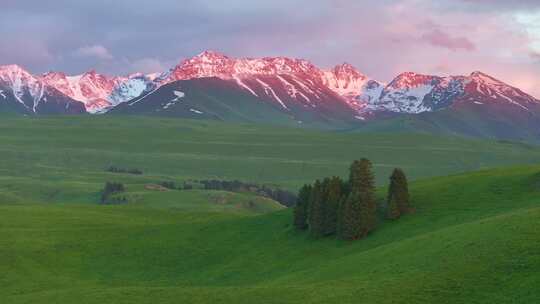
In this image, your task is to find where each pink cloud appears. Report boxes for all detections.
[421,29,475,51]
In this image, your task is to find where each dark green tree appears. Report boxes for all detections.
[358,191,375,237]
[386,185,401,220]
[388,168,411,215]
[339,190,362,240]
[322,176,343,236]
[393,168,411,214]
[293,184,312,230]
[308,180,325,237]
[101,182,126,204]
[349,160,362,192]
[356,159,377,236]
[336,195,346,237]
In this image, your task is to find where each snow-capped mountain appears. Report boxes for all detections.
[360,71,539,115]
[164,51,322,82]
[150,51,354,114]
[2,51,539,128]
[321,63,369,98]
[364,72,459,113]
[107,74,157,111]
[0,65,85,114]
[454,71,539,111]
[0,65,45,112]
[41,71,155,113]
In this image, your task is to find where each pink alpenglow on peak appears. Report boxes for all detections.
[1,51,538,117]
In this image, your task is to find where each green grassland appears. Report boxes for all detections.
[2,115,540,201]
[1,166,539,303]
[1,116,540,303]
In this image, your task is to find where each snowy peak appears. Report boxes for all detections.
[166,51,322,83]
[41,70,155,113]
[369,73,438,114]
[0,64,39,87]
[2,52,538,118]
[0,64,46,111]
[41,70,117,112]
[248,57,319,76]
[364,70,540,114]
[193,50,231,62]
[161,51,336,110]
[469,71,498,81]
[0,64,86,114]
[322,63,370,98]
[387,72,439,89]
[330,63,367,79]
[455,71,539,110]
[167,51,235,81]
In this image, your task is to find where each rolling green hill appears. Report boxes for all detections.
[1,116,540,303]
[2,115,540,201]
[1,166,539,303]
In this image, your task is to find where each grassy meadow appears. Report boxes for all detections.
[0,116,539,303]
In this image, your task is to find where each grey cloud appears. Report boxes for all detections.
[0,0,538,99]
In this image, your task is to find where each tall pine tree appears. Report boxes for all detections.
[349,160,362,191]
[308,180,325,237]
[336,195,346,237]
[322,176,342,236]
[392,168,410,214]
[339,190,362,240]
[357,159,377,237]
[293,184,312,230]
[386,184,401,220]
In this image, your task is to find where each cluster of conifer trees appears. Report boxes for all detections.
[106,166,143,175]
[100,182,126,204]
[293,159,411,240]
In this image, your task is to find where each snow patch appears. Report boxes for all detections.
[163,101,175,109]
[190,108,203,114]
[128,87,159,106]
[108,77,152,107]
[372,84,433,114]
[277,75,311,102]
[173,90,185,101]
[255,78,289,110]
[234,76,258,97]
[162,91,185,110]
[0,90,5,99]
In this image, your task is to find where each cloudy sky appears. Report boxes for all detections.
[2,0,540,97]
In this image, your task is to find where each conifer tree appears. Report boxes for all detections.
[349,160,362,192]
[393,168,411,214]
[293,184,312,230]
[386,185,401,220]
[336,195,346,237]
[386,168,403,220]
[308,180,325,237]
[339,190,361,240]
[357,159,377,236]
[385,168,411,220]
[322,176,342,236]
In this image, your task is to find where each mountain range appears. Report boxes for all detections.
[2,51,540,141]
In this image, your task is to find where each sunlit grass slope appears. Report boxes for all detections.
[1,166,539,303]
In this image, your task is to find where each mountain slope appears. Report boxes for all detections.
[3,51,540,143]
[0,65,86,114]
[41,70,155,113]
[2,163,539,303]
[110,53,361,127]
